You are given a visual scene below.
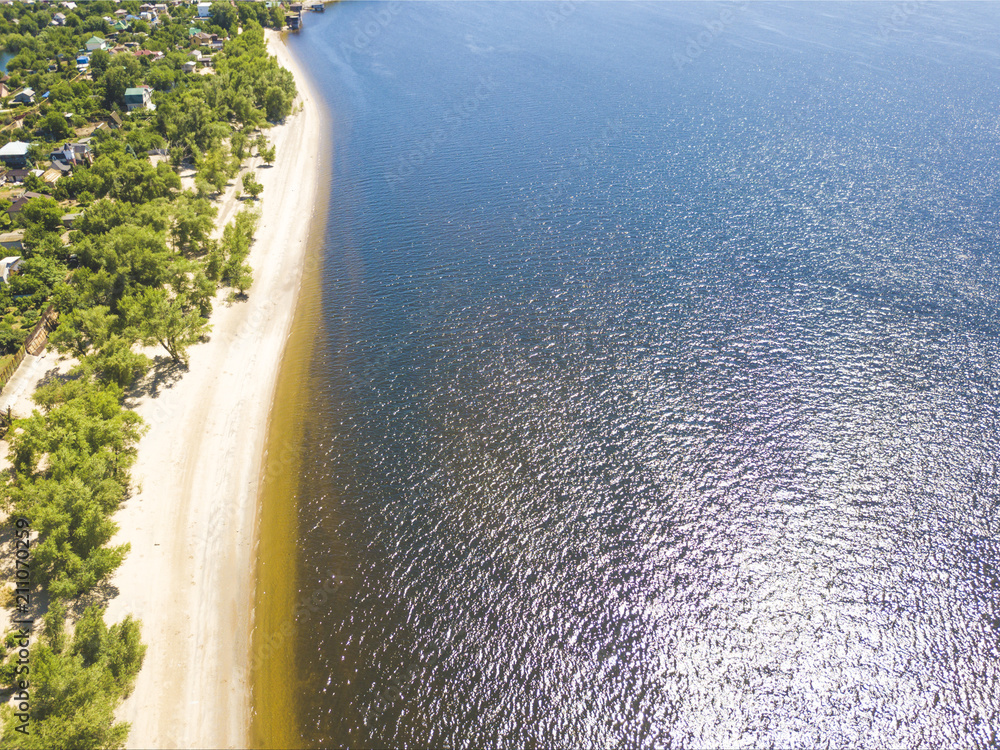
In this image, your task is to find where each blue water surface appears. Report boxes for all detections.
[283,3,1000,747]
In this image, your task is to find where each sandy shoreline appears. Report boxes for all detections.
[101,30,326,749]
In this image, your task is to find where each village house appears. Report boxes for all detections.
[0,255,23,283]
[197,2,211,18]
[4,169,30,184]
[40,168,61,187]
[49,144,73,163]
[0,232,25,255]
[124,86,154,112]
[191,31,217,48]
[0,142,31,168]
[85,36,107,52]
[183,60,196,73]
[11,88,34,106]
[7,192,45,217]
[52,11,66,25]
[72,140,93,161]
[49,140,92,166]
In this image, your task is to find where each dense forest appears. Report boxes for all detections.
[0,1,298,746]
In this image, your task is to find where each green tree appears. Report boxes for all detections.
[210,1,238,32]
[269,5,286,29]
[230,130,247,160]
[84,336,151,389]
[43,601,68,655]
[77,225,174,309]
[197,144,237,195]
[0,604,144,748]
[147,64,176,92]
[16,196,63,233]
[103,614,145,695]
[73,605,107,667]
[227,260,253,296]
[170,194,217,255]
[23,476,131,599]
[121,287,210,364]
[99,57,141,110]
[241,172,262,200]
[50,306,118,358]
[264,86,291,121]
[75,199,132,235]
[39,109,73,139]
[2,643,130,749]
[88,47,111,78]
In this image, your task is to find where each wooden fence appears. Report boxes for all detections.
[0,304,58,394]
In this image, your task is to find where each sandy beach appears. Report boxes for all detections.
[98,30,325,749]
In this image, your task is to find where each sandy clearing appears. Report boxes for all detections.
[104,31,325,749]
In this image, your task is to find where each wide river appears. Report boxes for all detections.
[271,2,1000,747]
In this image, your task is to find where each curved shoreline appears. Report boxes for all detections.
[106,30,327,749]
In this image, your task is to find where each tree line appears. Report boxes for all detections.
[0,6,297,746]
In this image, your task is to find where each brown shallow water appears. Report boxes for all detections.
[250,143,331,750]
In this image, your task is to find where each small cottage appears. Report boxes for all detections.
[124,86,154,112]
[0,142,30,168]
[11,88,34,106]
[7,192,44,216]
[0,232,24,255]
[0,256,23,283]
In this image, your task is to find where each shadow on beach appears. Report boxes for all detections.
[126,356,187,406]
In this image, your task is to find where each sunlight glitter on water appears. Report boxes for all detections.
[277,2,1000,747]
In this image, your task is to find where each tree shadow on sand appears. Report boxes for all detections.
[125,355,187,406]
[35,363,85,392]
